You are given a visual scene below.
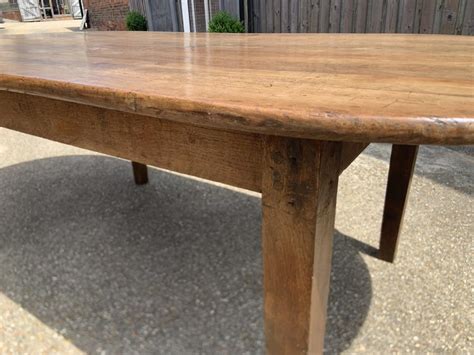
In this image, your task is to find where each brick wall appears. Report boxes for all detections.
[83,0,129,31]
[2,9,21,21]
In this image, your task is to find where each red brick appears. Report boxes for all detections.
[83,0,129,31]
[2,9,22,22]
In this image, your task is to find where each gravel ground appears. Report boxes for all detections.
[0,128,472,354]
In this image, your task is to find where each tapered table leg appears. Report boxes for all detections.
[261,137,342,354]
[379,144,419,263]
[131,161,149,185]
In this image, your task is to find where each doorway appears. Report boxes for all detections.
[17,0,82,21]
[38,0,70,19]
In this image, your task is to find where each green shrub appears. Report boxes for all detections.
[208,11,245,33]
[126,11,147,31]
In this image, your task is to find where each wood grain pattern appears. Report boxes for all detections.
[0,91,263,192]
[319,0,330,32]
[433,0,445,32]
[354,0,368,32]
[299,0,309,32]
[384,0,399,33]
[261,137,341,354]
[399,0,417,33]
[462,0,473,35]
[379,144,419,263]
[260,0,266,32]
[413,0,424,34]
[273,0,281,32]
[367,0,383,33]
[454,0,468,35]
[281,0,289,32]
[290,0,299,32]
[329,0,342,33]
[308,140,341,353]
[420,0,437,34]
[439,0,461,34]
[253,0,474,37]
[0,32,472,145]
[309,0,320,32]
[266,0,274,32]
[340,0,354,33]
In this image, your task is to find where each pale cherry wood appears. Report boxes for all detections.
[339,142,369,174]
[262,137,341,354]
[0,33,473,145]
[379,144,419,263]
[0,91,263,192]
[132,162,149,185]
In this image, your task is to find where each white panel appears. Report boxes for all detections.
[204,0,209,31]
[17,0,41,21]
[181,0,190,32]
[70,0,82,19]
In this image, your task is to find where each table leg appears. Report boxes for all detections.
[261,137,342,354]
[131,161,149,185]
[379,144,419,263]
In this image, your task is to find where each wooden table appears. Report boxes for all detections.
[0,32,473,354]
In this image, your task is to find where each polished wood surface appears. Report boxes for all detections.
[379,145,419,263]
[262,138,341,354]
[0,32,473,144]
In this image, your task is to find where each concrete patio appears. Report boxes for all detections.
[0,127,472,354]
[0,18,80,35]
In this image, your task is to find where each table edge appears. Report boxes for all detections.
[1,74,473,145]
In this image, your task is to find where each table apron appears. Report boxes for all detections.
[0,91,264,192]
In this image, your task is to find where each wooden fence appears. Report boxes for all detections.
[130,0,183,31]
[130,0,242,32]
[220,0,241,19]
[249,0,473,35]
[129,0,148,16]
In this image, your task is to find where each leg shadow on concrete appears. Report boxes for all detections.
[0,156,373,354]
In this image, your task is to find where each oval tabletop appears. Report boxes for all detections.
[0,32,473,144]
